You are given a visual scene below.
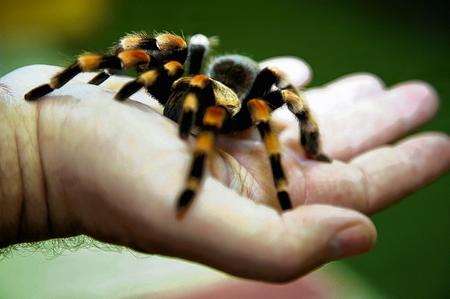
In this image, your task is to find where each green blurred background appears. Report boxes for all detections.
[0,0,449,298]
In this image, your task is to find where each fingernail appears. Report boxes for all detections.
[329,223,374,259]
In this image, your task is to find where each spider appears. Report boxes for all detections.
[24,32,331,212]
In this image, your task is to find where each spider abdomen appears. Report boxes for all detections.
[207,54,260,99]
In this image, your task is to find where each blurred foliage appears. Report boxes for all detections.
[0,0,108,38]
[0,0,449,297]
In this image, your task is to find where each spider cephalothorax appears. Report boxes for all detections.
[25,32,331,213]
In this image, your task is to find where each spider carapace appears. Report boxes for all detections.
[25,32,331,213]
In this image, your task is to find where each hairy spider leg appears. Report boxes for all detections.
[115,60,184,104]
[247,98,293,210]
[89,32,188,85]
[247,67,331,162]
[24,50,151,101]
[176,75,216,139]
[226,66,281,131]
[177,105,228,211]
[88,70,115,85]
[266,89,331,162]
[245,67,280,100]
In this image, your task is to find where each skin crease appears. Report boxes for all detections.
[0,58,449,282]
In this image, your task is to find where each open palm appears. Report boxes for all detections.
[1,59,448,282]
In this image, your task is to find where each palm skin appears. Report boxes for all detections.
[0,58,448,283]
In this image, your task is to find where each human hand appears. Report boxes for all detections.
[0,59,448,282]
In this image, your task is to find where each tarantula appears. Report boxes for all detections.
[25,32,331,212]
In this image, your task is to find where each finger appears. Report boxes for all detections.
[272,72,385,123]
[259,56,312,87]
[322,81,439,159]
[27,78,375,282]
[282,132,450,214]
[325,72,385,98]
[279,80,439,160]
[350,132,450,214]
[306,73,385,113]
[271,73,385,136]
